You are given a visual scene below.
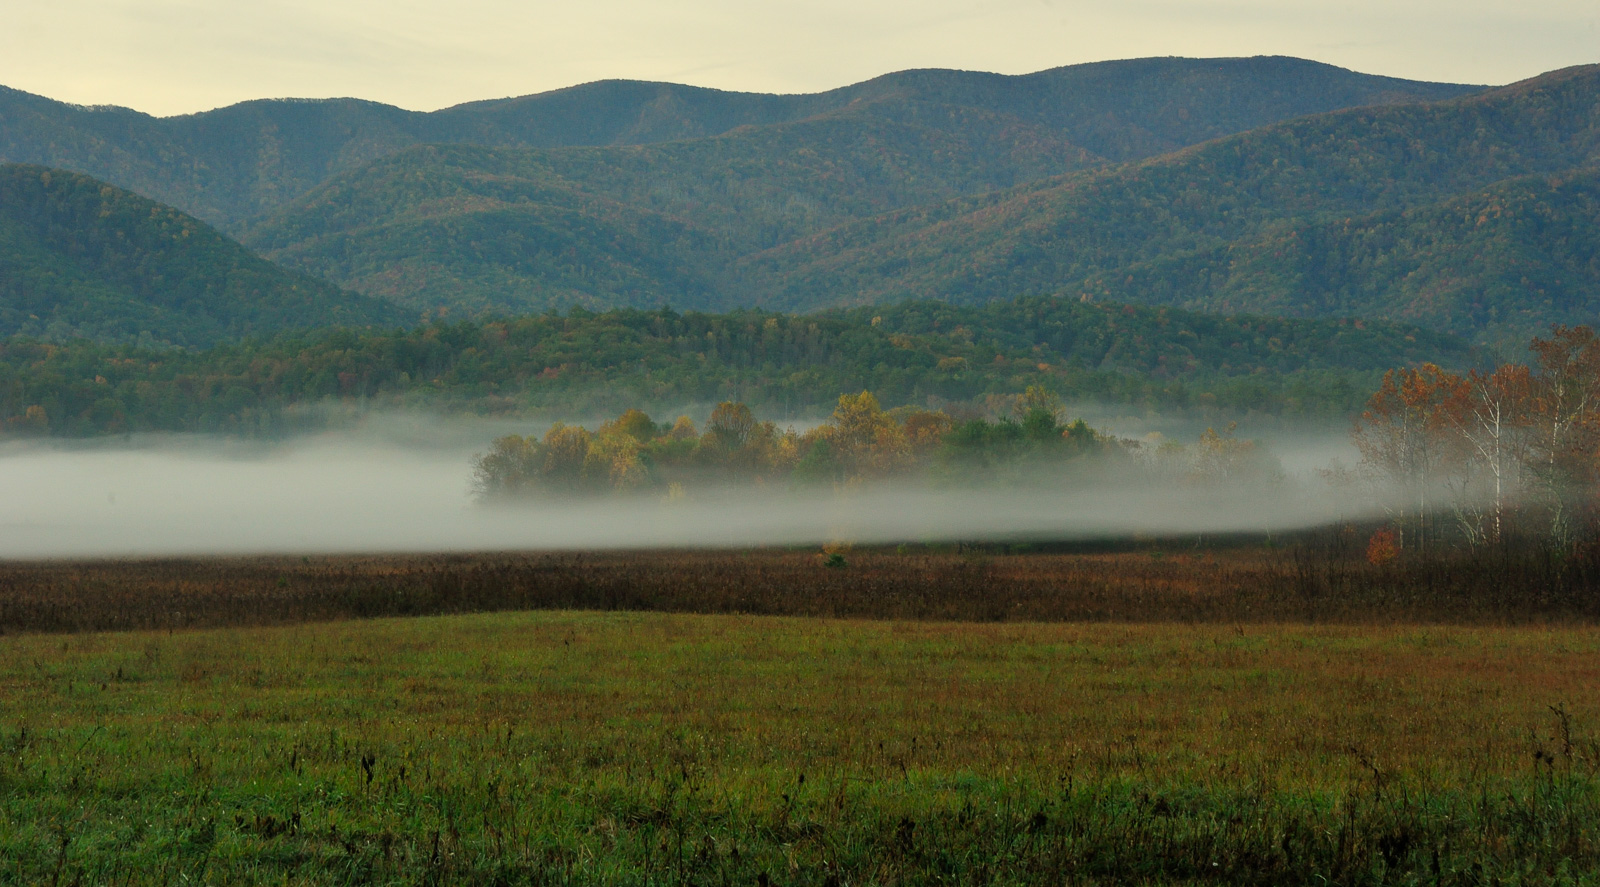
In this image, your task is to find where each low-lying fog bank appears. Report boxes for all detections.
[0,424,1379,558]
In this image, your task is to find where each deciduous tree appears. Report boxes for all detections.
[1352,364,1466,551]
[1527,326,1600,542]
[1441,365,1532,544]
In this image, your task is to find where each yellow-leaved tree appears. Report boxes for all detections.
[826,391,910,481]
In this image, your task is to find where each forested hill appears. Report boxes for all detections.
[1071,169,1600,348]
[0,57,1479,230]
[243,64,1597,347]
[0,296,1471,437]
[0,165,406,347]
[738,65,1600,349]
[240,118,1096,316]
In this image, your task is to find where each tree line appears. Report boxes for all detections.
[475,322,1600,561]
[0,297,1463,438]
[472,385,1278,500]
[1352,325,1600,552]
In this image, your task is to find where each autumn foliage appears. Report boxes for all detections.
[472,386,1122,498]
[1366,527,1399,566]
[1354,325,1600,551]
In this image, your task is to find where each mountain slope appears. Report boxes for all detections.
[0,57,1481,230]
[737,65,1600,343]
[246,64,1595,341]
[0,164,405,346]
[243,107,1097,313]
[1072,169,1600,349]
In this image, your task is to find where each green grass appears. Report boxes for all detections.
[4,610,1600,884]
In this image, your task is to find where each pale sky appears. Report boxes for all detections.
[3,0,1596,117]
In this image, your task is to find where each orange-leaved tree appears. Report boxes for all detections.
[1352,364,1466,552]
[705,401,756,453]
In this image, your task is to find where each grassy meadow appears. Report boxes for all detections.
[3,586,1600,884]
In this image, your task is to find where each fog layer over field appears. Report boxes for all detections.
[0,423,1384,558]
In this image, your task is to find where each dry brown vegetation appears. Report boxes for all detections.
[4,533,1599,636]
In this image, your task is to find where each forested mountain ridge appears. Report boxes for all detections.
[241,109,1099,314]
[0,164,406,346]
[13,58,1591,352]
[243,64,1598,345]
[0,57,1480,231]
[736,64,1600,346]
[1071,169,1600,347]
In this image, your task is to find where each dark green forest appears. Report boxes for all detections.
[238,121,1085,316]
[0,297,1468,437]
[1073,169,1600,350]
[0,164,404,346]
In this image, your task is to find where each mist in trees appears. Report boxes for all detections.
[470,324,1600,557]
[1351,325,1600,551]
[472,385,1286,503]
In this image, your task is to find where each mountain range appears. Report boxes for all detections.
[737,65,1600,348]
[3,56,1598,354]
[1,56,1478,230]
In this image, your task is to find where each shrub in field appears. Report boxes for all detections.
[1366,527,1399,566]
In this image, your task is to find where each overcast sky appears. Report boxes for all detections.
[3,0,1596,117]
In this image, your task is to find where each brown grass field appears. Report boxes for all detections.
[3,535,1599,634]
[2,540,1599,884]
